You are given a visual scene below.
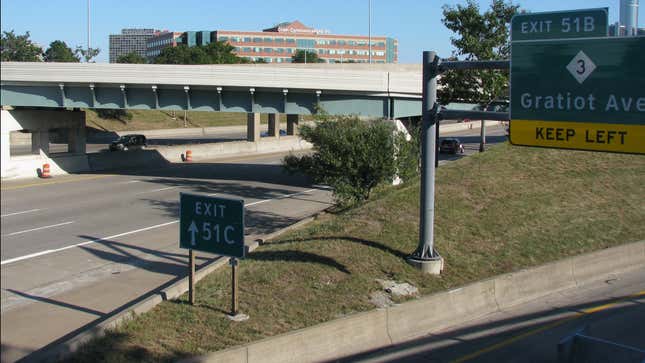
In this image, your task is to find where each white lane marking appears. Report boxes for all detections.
[1,188,321,265]
[136,186,178,195]
[245,189,317,207]
[4,221,75,236]
[1,209,42,218]
[119,180,143,184]
[1,220,179,265]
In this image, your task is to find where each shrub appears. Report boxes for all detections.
[95,109,133,123]
[284,115,419,207]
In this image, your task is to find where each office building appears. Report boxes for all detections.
[146,31,184,59]
[109,28,160,63]
[146,21,398,64]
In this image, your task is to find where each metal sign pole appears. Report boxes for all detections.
[189,249,195,305]
[230,257,238,316]
[412,51,438,261]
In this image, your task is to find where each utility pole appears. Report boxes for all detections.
[368,0,372,64]
[87,0,91,56]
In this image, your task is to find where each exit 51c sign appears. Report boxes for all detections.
[180,193,245,258]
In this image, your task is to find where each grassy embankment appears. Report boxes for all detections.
[85,109,317,132]
[68,143,645,362]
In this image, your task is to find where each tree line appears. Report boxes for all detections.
[0,30,326,65]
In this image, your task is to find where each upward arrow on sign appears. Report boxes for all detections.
[188,221,198,246]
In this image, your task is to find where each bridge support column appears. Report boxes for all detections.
[31,130,50,155]
[286,114,299,136]
[247,113,260,142]
[1,129,9,173]
[268,113,280,137]
[68,126,86,154]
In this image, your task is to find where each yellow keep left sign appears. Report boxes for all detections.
[509,120,645,154]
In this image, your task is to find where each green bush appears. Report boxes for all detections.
[284,115,419,207]
[95,109,133,122]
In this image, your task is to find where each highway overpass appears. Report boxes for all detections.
[1,62,423,178]
[0,62,422,117]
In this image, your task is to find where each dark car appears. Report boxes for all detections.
[439,138,464,154]
[109,134,147,151]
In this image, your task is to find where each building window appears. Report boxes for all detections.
[274,38,284,43]
[253,37,262,42]
[263,37,273,43]
[244,37,251,42]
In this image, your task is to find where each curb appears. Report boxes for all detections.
[183,240,645,363]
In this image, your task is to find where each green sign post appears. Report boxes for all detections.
[510,8,645,154]
[180,193,245,312]
[511,8,608,41]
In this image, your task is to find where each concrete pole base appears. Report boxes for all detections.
[407,250,444,275]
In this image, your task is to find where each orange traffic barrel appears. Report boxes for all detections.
[41,163,51,178]
[185,150,192,162]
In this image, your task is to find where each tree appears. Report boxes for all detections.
[0,30,42,61]
[153,42,248,65]
[438,0,519,105]
[75,46,100,63]
[283,114,418,207]
[292,50,324,63]
[203,41,247,64]
[44,40,79,62]
[117,51,146,64]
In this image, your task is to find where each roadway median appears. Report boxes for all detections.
[62,141,644,363]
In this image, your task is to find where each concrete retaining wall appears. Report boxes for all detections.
[186,241,644,363]
[2,137,313,180]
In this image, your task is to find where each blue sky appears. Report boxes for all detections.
[1,1,641,63]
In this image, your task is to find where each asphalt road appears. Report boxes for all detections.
[10,128,248,155]
[0,124,507,362]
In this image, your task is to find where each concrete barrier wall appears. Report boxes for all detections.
[188,240,644,363]
[2,136,312,180]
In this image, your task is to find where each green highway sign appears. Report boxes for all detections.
[511,8,608,41]
[180,193,245,258]
[510,36,645,154]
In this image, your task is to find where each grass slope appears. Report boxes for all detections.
[68,143,645,362]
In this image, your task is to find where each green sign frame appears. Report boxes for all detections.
[180,193,245,258]
[511,8,608,41]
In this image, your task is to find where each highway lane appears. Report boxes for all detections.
[10,128,248,155]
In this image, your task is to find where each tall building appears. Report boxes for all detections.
[146,31,184,59]
[146,21,398,64]
[109,28,160,63]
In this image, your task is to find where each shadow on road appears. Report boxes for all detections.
[4,289,105,317]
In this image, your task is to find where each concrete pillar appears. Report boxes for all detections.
[68,126,86,154]
[268,113,280,137]
[31,130,49,155]
[287,114,299,136]
[247,113,260,142]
